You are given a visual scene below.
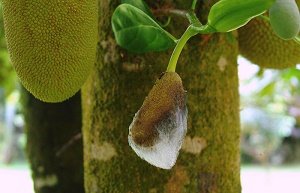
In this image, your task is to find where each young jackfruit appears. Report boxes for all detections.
[269,0,300,40]
[238,16,300,69]
[128,72,188,169]
[238,0,300,69]
[2,0,98,102]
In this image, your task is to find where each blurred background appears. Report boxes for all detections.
[0,4,300,193]
[238,57,300,193]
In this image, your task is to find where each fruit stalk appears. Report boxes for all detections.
[167,26,198,72]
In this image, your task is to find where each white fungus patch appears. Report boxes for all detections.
[128,105,188,170]
[217,56,228,71]
[90,142,117,161]
[182,136,207,154]
[35,174,58,189]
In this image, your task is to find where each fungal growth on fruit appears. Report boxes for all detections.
[128,72,188,169]
[110,0,300,170]
[2,0,98,102]
[269,0,300,40]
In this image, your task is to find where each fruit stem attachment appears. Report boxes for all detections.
[167,25,198,72]
[294,36,300,45]
[258,14,270,22]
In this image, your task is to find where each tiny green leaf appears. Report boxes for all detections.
[205,0,276,33]
[122,0,156,20]
[111,4,177,53]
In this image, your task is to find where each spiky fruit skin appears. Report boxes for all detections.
[2,0,98,102]
[238,16,300,69]
[129,72,186,147]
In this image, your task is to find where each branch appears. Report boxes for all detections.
[55,133,82,157]
[152,8,199,25]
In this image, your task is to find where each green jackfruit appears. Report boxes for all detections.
[2,0,98,102]
[238,0,300,69]
[238,17,300,69]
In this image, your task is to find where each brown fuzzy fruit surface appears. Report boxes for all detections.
[129,72,186,147]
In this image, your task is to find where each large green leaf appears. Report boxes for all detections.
[121,0,156,20]
[205,0,276,32]
[111,4,177,53]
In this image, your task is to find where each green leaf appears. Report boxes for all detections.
[121,0,156,20]
[259,81,276,97]
[111,4,177,53]
[205,0,276,32]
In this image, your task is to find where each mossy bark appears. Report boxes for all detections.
[82,0,241,192]
[22,88,84,193]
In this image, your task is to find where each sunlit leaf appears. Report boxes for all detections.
[259,81,276,97]
[205,0,276,32]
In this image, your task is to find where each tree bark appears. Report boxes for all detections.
[23,88,84,193]
[82,0,241,192]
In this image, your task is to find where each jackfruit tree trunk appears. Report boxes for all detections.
[82,0,241,192]
[22,88,84,193]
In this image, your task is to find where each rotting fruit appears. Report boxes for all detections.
[128,72,188,170]
[2,0,98,102]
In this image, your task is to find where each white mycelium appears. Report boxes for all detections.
[128,105,188,169]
